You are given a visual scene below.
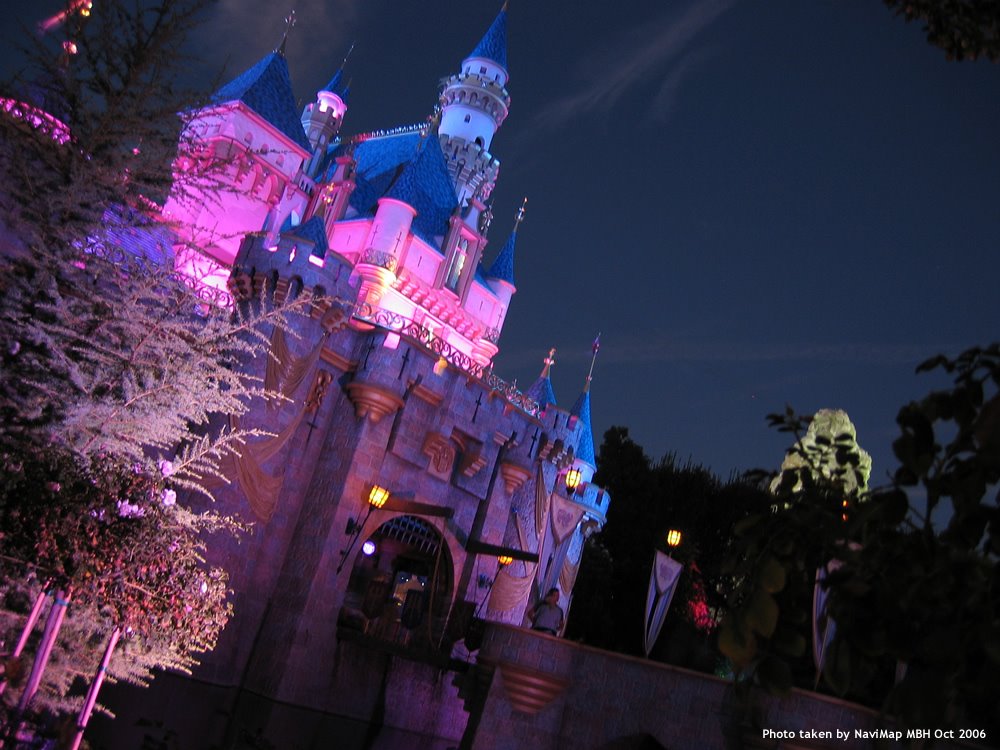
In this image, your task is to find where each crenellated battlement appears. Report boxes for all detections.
[439,134,501,201]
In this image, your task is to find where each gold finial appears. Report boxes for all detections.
[584,334,601,393]
[340,42,356,69]
[276,9,296,55]
[513,197,527,232]
[540,347,556,378]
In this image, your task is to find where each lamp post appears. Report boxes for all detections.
[475,555,513,618]
[337,485,390,574]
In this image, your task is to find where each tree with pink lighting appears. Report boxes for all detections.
[0,0,322,742]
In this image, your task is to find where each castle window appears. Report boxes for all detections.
[464,114,471,123]
[445,238,469,292]
[479,66,487,74]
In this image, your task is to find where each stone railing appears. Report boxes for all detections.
[352,303,540,417]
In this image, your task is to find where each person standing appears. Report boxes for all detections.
[528,588,564,636]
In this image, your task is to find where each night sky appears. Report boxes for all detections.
[5,1,1000,483]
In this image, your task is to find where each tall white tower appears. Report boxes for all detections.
[438,5,509,207]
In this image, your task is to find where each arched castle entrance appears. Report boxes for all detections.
[339,514,454,650]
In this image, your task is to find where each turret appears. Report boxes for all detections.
[301,48,352,176]
[438,5,510,205]
[568,336,601,484]
[525,348,558,414]
[485,198,524,331]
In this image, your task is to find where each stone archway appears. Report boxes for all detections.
[340,514,454,650]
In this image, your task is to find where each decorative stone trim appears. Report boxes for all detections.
[499,460,531,495]
[493,659,569,715]
[320,347,356,372]
[344,382,404,423]
[422,431,456,480]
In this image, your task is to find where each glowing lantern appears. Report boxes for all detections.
[564,468,582,493]
[368,485,390,508]
[666,529,682,548]
[362,540,377,556]
[497,555,513,566]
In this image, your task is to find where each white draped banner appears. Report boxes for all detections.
[644,551,683,657]
[540,492,584,597]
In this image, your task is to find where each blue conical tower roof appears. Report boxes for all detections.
[467,7,507,69]
[384,135,459,246]
[212,52,311,151]
[322,69,351,105]
[570,390,595,465]
[487,230,516,285]
[488,197,525,286]
[526,376,556,410]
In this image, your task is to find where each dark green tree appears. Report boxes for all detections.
[883,0,1000,61]
[566,427,773,669]
[721,344,1000,741]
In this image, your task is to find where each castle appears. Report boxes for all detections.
[95,7,613,748]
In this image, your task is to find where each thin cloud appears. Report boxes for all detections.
[529,0,735,133]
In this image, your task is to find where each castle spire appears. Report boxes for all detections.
[584,333,600,393]
[438,6,511,203]
[486,198,525,286]
[302,43,353,164]
[467,4,508,70]
[275,9,296,56]
[571,336,600,467]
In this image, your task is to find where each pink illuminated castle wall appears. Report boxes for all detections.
[94,8,612,749]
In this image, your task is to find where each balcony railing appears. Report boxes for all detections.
[352,303,540,417]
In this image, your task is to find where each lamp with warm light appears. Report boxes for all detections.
[666,529,682,548]
[564,468,582,494]
[338,484,392,574]
[497,555,513,566]
[368,484,390,508]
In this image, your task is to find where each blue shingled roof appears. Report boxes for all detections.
[468,8,507,69]
[487,229,516,285]
[341,132,423,214]
[387,136,458,245]
[570,390,596,465]
[289,215,329,256]
[342,134,456,248]
[212,52,310,151]
[525,375,556,410]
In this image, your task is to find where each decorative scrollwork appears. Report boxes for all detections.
[484,327,501,344]
[358,249,398,273]
[351,305,540,417]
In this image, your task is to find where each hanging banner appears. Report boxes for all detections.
[534,463,549,540]
[812,560,842,686]
[540,493,585,596]
[644,551,683,657]
[549,493,585,545]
